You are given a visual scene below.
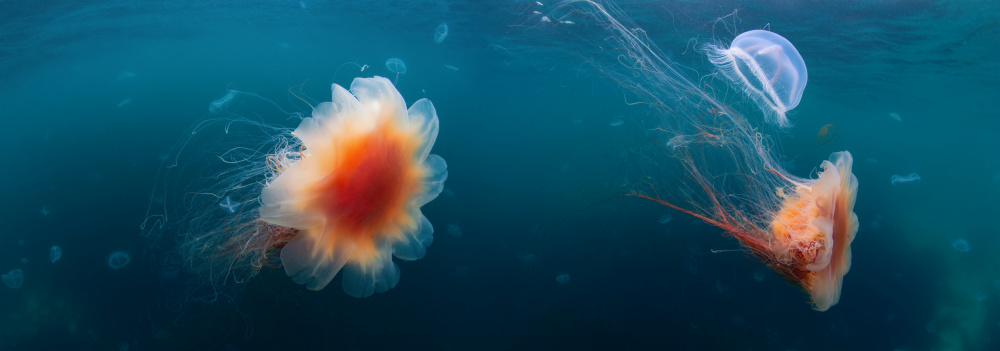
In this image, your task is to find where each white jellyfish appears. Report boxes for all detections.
[434,22,449,44]
[705,30,808,127]
[2,269,23,289]
[209,91,237,114]
[891,173,921,186]
[219,196,240,213]
[108,251,131,270]
[49,245,62,264]
[385,58,407,75]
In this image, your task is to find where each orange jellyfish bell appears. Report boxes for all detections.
[259,76,447,297]
[767,151,858,311]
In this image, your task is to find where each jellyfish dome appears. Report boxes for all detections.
[706,30,808,127]
[260,76,447,297]
[385,58,407,75]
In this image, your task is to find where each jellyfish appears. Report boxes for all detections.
[817,124,837,145]
[49,245,62,264]
[218,196,240,213]
[385,58,407,75]
[143,76,447,298]
[705,29,808,127]
[515,1,858,311]
[891,173,921,186]
[108,251,131,270]
[209,91,237,114]
[2,269,23,289]
[952,238,970,252]
[434,22,449,44]
[555,273,571,284]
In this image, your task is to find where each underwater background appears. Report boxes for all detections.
[1,0,998,350]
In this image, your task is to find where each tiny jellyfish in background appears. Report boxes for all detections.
[117,98,131,108]
[555,273,571,284]
[434,22,449,44]
[219,196,240,213]
[299,1,307,9]
[609,117,624,127]
[40,206,50,216]
[117,71,136,80]
[49,246,62,264]
[560,20,575,25]
[540,16,551,23]
[447,223,462,238]
[385,58,407,75]
[951,238,970,252]
[536,1,544,6]
[2,269,23,289]
[753,271,766,282]
[888,112,902,121]
[209,91,237,114]
[444,64,459,71]
[108,251,131,270]
[706,30,807,127]
[518,254,536,264]
[891,173,921,186]
[658,213,673,224]
[817,124,836,145]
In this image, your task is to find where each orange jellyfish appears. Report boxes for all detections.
[817,124,837,145]
[524,1,859,310]
[142,76,447,298]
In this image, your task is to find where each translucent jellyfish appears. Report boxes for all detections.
[658,213,673,224]
[434,22,449,44]
[143,76,447,298]
[40,206,50,216]
[218,196,240,213]
[706,30,808,127]
[444,64,459,71]
[609,117,624,127]
[952,238,970,252]
[555,273,571,284]
[49,245,62,264]
[107,251,131,270]
[891,173,921,186]
[385,58,407,75]
[888,112,902,121]
[447,223,462,238]
[518,1,858,311]
[817,124,837,145]
[209,91,237,114]
[2,269,23,289]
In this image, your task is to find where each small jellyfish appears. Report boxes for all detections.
[108,251,131,270]
[209,91,237,114]
[2,269,23,289]
[753,271,765,282]
[385,58,407,75]
[609,118,624,127]
[817,124,837,145]
[705,30,807,127]
[49,245,62,264]
[117,98,131,108]
[444,64,459,71]
[952,238,970,252]
[540,16,551,23]
[434,22,449,44]
[447,223,462,238]
[219,196,240,213]
[40,206,50,216]
[891,173,921,186]
[555,273,571,284]
[888,112,902,121]
[658,213,673,224]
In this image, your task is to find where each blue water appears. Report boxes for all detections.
[1,0,998,350]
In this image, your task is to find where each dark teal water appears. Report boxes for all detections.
[1,1,998,350]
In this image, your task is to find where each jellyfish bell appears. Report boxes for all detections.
[385,58,407,75]
[434,22,449,44]
[261,76,447,296]
[705,29,808,127]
